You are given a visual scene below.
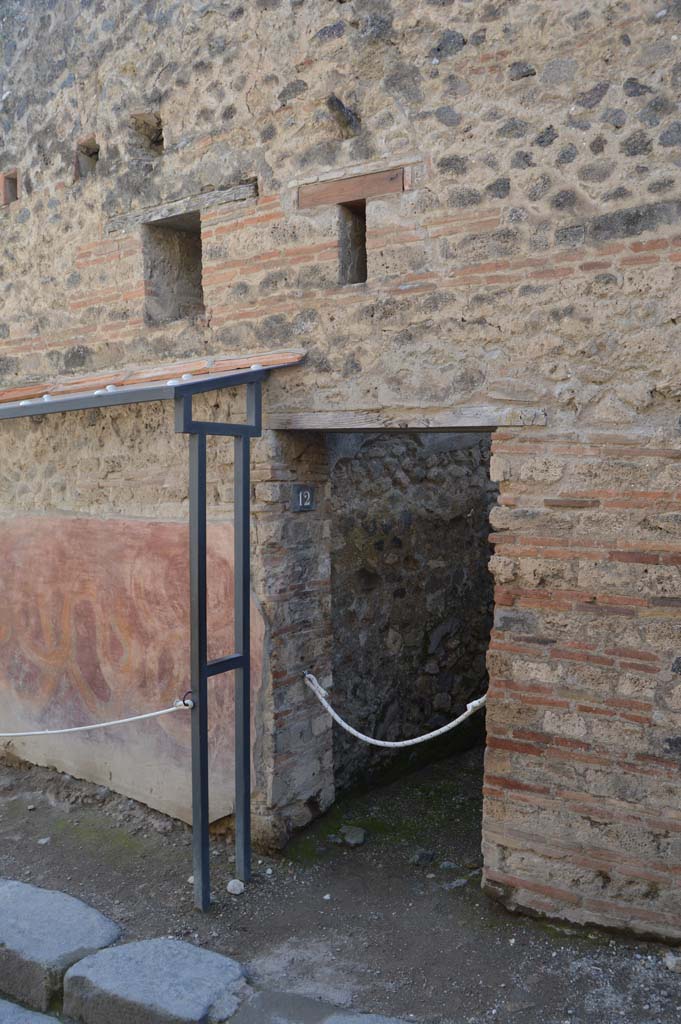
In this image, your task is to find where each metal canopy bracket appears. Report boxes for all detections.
[0,365,267,422]
[175,373,263,911]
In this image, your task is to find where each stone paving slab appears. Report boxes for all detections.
[0,998,60,1022]
[63,938,248,1024]
[0,880,121,1012]
[232,991,408,1024]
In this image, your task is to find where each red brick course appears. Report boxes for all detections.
[483,427,681,939]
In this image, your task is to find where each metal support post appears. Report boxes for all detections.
[181,375,262,908]
[189,431,210,911]
[234,430,252,881]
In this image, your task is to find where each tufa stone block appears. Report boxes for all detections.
[0,1000,61,1023]
[63,938,247,1024]
[0,880,120,1012]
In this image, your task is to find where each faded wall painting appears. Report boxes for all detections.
[0,516,265,822]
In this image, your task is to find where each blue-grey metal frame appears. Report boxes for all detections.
[0,366,267,911]
[175,372,263,910]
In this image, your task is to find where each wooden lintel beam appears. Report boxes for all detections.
[265,407,549,432]
[106,181,258,235]
[298,168,404,210]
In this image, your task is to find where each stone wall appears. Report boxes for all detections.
[250,429,335,840]
[329,432,494,790]
[0,0,677,446]
[1,0,680,937]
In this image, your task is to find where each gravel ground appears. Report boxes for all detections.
[0,746,679,1024]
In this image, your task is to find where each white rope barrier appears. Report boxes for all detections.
[2,675,485,747]
[0,698,193,738]
[303,671,487,749]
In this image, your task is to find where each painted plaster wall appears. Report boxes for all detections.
[0,395,274,825]
[0,515,265,823]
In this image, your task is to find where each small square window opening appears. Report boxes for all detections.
[2,171,18,206]
[338,200,367,286]
[142,211,205,324]
[131,113,164,155]
[75,137,100,180]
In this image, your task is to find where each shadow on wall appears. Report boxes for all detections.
[328,432,497,791]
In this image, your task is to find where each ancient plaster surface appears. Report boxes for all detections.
[0,515,265,823]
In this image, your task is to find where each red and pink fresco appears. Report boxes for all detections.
[0,516,265,821]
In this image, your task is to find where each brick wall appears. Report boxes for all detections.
[483,429,681,940]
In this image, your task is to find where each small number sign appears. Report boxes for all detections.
[292,484,316,512]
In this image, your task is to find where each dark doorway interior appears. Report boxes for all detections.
[328,432,496,791]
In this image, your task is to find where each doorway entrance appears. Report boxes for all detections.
[326,430,497,793]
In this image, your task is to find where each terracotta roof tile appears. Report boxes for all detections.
[0,383,48,403]
[0,350,304,407]
[126,359,212,386]
[50,371,129,395]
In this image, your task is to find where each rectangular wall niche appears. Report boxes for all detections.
[131,112,164,155]
[75,137,100,180]
[2,170,18,206]
[339,201,367,285]
[143,211,205,324]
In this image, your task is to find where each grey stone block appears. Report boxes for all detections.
[0,880,121,1012]
[63,938,247,1024]
[0,1000,60,1023]
[232,991,408,1024]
